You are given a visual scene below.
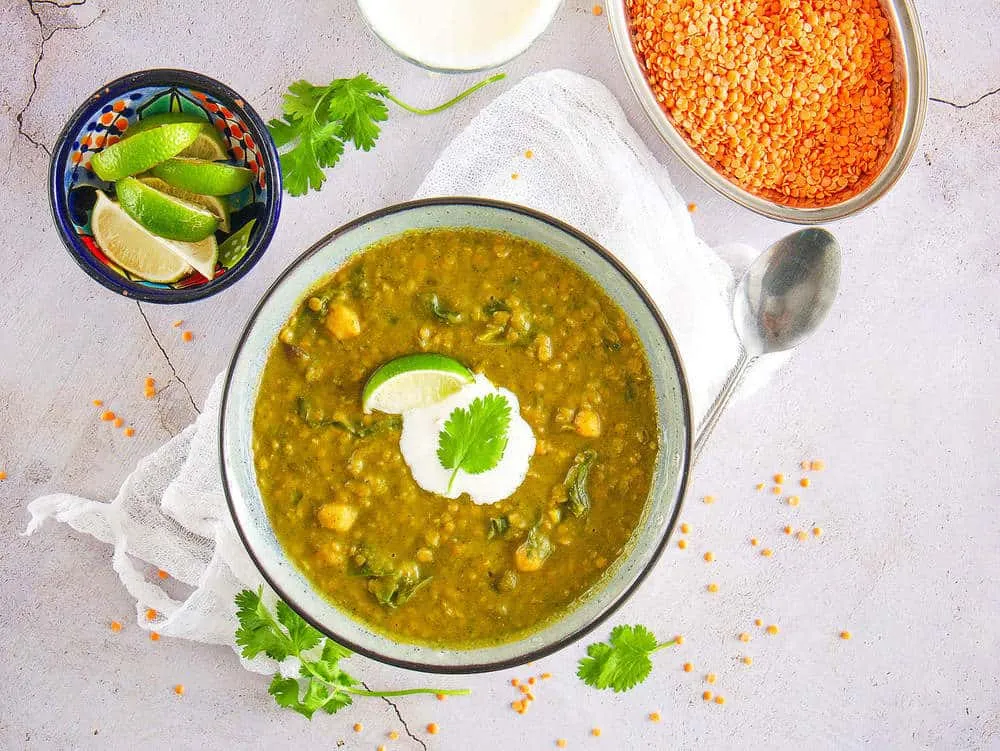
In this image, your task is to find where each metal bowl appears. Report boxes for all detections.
[220,198,691,673]
[608,0,927,223]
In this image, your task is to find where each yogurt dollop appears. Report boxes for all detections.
[399,374,535,504]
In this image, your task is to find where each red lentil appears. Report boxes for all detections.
[625,0,896,206]
[707,582,719,593]
[388,731,399,740]
[796,530,809,541]
[172,320,183,328]
[678,539,687,549]
[556,741,567,749]
[810,460,826,471]
[592,4,603,16]
[182,330,194,342]
[800,477,811,488]
[150,632,160,641]
[157,569,169,579]
[741,656,753,665]
[146,608,157,621]
[124,428,135,437]
[714,695,725,705]
[703,495,715,504]
[649,711,661,722]
[110,621,122,633]
[101,411,116,421]
[840,630,852,640]
[113,417,124,429]
[813,527,823,537]
[680,522,690,534]
[426,723,439,735]
[788,496,800,507]
[706,673,716,684]
[773,473,785,484]
[702,690,713,701]
[353,723,362,733]
[683,662,693,672]
[687,202,697,212]
[173,684,184,696]
[525,149,534,158]
[766,624,779,635]
[591,727,602,737]
[92,399,103,406]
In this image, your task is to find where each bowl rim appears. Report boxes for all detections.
[607,0,928,224]
[48,67,282,304]
[219,196,693,673]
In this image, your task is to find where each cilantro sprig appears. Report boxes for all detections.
[235,588,469,718]
[577,625,681,693]
[268,72,505,196]
[436,393,512,492]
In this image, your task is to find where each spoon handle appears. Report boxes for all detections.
[692,348,752,464]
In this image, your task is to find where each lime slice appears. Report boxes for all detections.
[90,191,192,283]
[163,233,218,281]
[362,354,475,414]
[116,177,218,242]
[139,177,230,232]
[151,157,254,195]
[125,113,229,161]
[91,122,203,182]
[218,218,256,267]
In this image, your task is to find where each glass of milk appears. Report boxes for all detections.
[355,0,563,72]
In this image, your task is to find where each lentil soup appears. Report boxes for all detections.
[252,228,659,647]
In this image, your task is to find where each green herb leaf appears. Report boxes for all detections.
[425,293,462,324]
[235,589,470,719]
[296,396,400,437]
[563,450,597,518]
[268,73,504,196]
[437,393,511,492]
[577,625,679,693]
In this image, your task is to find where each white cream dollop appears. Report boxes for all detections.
[398,374,535,504]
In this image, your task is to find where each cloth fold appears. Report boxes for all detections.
[25,69,770,670]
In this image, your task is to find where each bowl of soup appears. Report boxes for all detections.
[220,198,692,672]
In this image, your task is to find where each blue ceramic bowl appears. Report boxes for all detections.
[49,69,282,303]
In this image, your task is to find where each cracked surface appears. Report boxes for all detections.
[16,0,104,156]
[136,302,201,415]
[1,0,999,748]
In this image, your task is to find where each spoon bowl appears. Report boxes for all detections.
[694,228,841,460]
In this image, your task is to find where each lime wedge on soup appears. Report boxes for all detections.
[362,354,474,414]
[91,122,202,181]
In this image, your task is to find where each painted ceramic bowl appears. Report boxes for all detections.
[49,69,282,303]
[220,198,692,673]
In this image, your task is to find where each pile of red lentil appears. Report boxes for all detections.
[626,0,896,205]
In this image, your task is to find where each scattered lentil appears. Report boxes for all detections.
[703,551,714,562]
[707,582,719,593]
[378,746,387,751]
[813,527,823,537]
[754,618,763,627]
[525,149,534,158]
[353,723,363,733]
[678,539,688,549]
[750,537,759,546]
[157,569,169,579]
[528,677,536,685]
[810,460,826,471]
[649,711,661,722]
[592,4,603,16]
[739,632,750,643]
[150,632,160,641]
[788,496,800,507]
[796,530,809,542]
[675,635,685,645]
[741,656,753,665]
[680,522,691,534]
[687,202,697,212]
[783,525,792,535]
[436,693,447,701]
[800,460,811,470]
[702,690,713,701]
[173,684,184,696]
[113,417,124,428]
[388,731,400,740]
[426,723,439,735]
[182,330,194,342]
[92,399,103,406]
[101,411,116,421]
[591,727,602,737]
[840,630,852,640]
[683,662,693,672]
[761,548,773,558]
[172,320,183,328]
[706,673,717,684]
[800,477,811,488]
[755,483,765,491]
[714,695,725,705]
[124,428,135,437]
[511,173,519,180]
[703,495,715,504]
[773,473,785,484]
[766,625,779,635]
[110,621,122,633]
[541,672,552,680]
[146,608,157,621]
[771,486,782,495]
[556,740,568,749]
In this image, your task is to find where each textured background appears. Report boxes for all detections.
[1,0,998,748]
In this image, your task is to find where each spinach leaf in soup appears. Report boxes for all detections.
[487,516,511,540]
[423,292,463,324]
[296,396,401,437]
[563,450,597,519]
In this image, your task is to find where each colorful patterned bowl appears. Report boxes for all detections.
[49,69,282,303]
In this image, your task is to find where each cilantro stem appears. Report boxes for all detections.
[347,688,471,698]
[653,638,680,651]
[386,73,506,116]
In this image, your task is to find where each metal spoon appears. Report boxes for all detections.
[692,227,841,462]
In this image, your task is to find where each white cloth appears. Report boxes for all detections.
[24,69,773,668]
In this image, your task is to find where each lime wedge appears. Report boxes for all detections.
[116,177,218,242]
[362,354,475,414]
[125,113,229,161]
[91,191,192,283]
[91,122,203,182]
[151,157,254,195]
[163,233,218,281]
[139,177,230,232]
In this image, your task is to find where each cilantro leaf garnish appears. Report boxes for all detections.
[577,625,680,693]
[236,588,469,719]
[437,393,512,492]
[268,72,505,196]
